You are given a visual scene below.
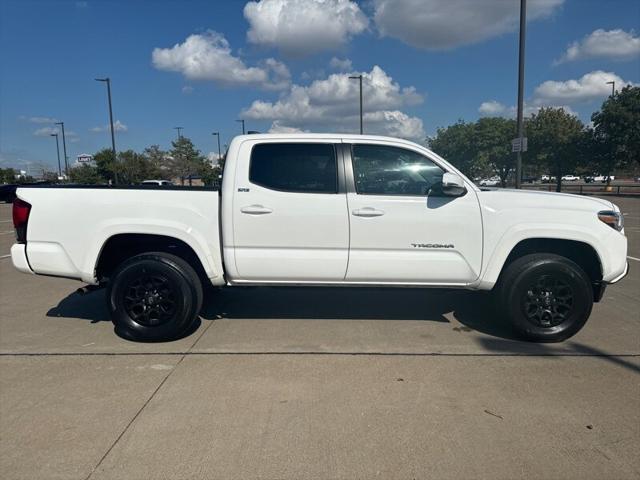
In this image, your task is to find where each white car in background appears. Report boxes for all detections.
[594,175,615,183]
[141,180,174,186]
[561,175,580,181]
[479,177,501,187]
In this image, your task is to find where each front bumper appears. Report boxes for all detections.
[607,261,629,284]
[11,243,33,275]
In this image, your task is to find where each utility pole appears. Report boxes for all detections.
[50,133,62,177]
[236,119,245,135]
[54,121,69,178]
[515,0,527,189]
[212,132,221,163]
[606,80,615,96]
[95,77,118,184]
[174,126,184,139]
[349,74,364,134]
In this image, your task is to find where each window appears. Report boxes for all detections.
[352,145,444,196]
[250,143,338,193]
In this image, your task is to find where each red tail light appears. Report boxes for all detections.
[13,198,31,243]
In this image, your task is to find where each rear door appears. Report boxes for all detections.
[231,139,349,282]
[344,141,483,284]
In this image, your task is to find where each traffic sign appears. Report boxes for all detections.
[512,137,528,152]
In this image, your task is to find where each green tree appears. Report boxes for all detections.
[428,121,482,178]
[474,117,516,187]
[93,149,117,183]
[116,150,155,185]
[42,171,60,182]
[591,85,640,183]
[526,107,584,192]
[169,136,210,185]
[429,117,515,186]
[69,164,102,184]
[143,145,172,180]
[0,168,16,183]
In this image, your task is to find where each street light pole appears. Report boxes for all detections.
[212,132,221,163]
[515,0,527,189]
[95,77,118,184]
[236,119,246,134]
[54,121,69,178]
[606,81,615,96]
[349,74,363,134]
[174,127,184,139]
[50,133,61,177]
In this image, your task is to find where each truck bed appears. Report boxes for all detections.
[13,185,224,285]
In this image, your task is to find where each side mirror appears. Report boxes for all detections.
[441,172,467,197]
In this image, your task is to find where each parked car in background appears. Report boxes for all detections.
[11,133,628,343]
[521,175,537,183]
[141,180,174,186]
[561,175,580,181]
[594,175,615,183]
[0,184,18,203]
[479,177,501,187]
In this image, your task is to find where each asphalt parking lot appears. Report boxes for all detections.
[1,198,638,480]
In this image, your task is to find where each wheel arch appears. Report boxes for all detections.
[95,233,212,285]
[491,237,604,301]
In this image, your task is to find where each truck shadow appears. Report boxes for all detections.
[47,289,111,323]
[47,285,518,339]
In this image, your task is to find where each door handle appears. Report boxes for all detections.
[241,204,273,215]
[352,207,385,217]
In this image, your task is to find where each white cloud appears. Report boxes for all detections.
[20,116,59,124]
[152,31,291,90]
[329,57,353,71]
[267,122,307,133]
[242,65,425,140]
[556,29,640,64]
[181,85,194,94]
[33,127,58,137]
[478,100,577,118]
[533,70,636,104]
[478,100,507,116]
[244,0,368,56]
[90,120,128,133]
[33,127,79,142]
[373,0,564,50]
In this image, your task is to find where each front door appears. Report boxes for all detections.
[232,140,349,282]
[345,142,483,284]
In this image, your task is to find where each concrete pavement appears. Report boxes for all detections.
[0,199,638,479]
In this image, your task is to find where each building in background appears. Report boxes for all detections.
[74,154,94,167]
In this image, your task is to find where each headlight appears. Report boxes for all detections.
[598,210,623,231]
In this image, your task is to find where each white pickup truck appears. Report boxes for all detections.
[11,134,628,342]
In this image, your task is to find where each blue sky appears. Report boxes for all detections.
[1,0,639,173]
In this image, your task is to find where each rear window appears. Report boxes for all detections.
[249,143,338,193]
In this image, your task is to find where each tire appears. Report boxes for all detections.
[107,252,203,342]
[496,253,593,342]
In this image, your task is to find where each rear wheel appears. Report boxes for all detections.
[107,252,203,342]
[496,254,593,342]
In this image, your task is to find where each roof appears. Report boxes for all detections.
[232,133,422,145]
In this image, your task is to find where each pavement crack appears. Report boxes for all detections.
[3,351,639,357]
[83,319,215,480]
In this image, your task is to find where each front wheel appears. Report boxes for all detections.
[496,254,593,342]
[107,252,203,342]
